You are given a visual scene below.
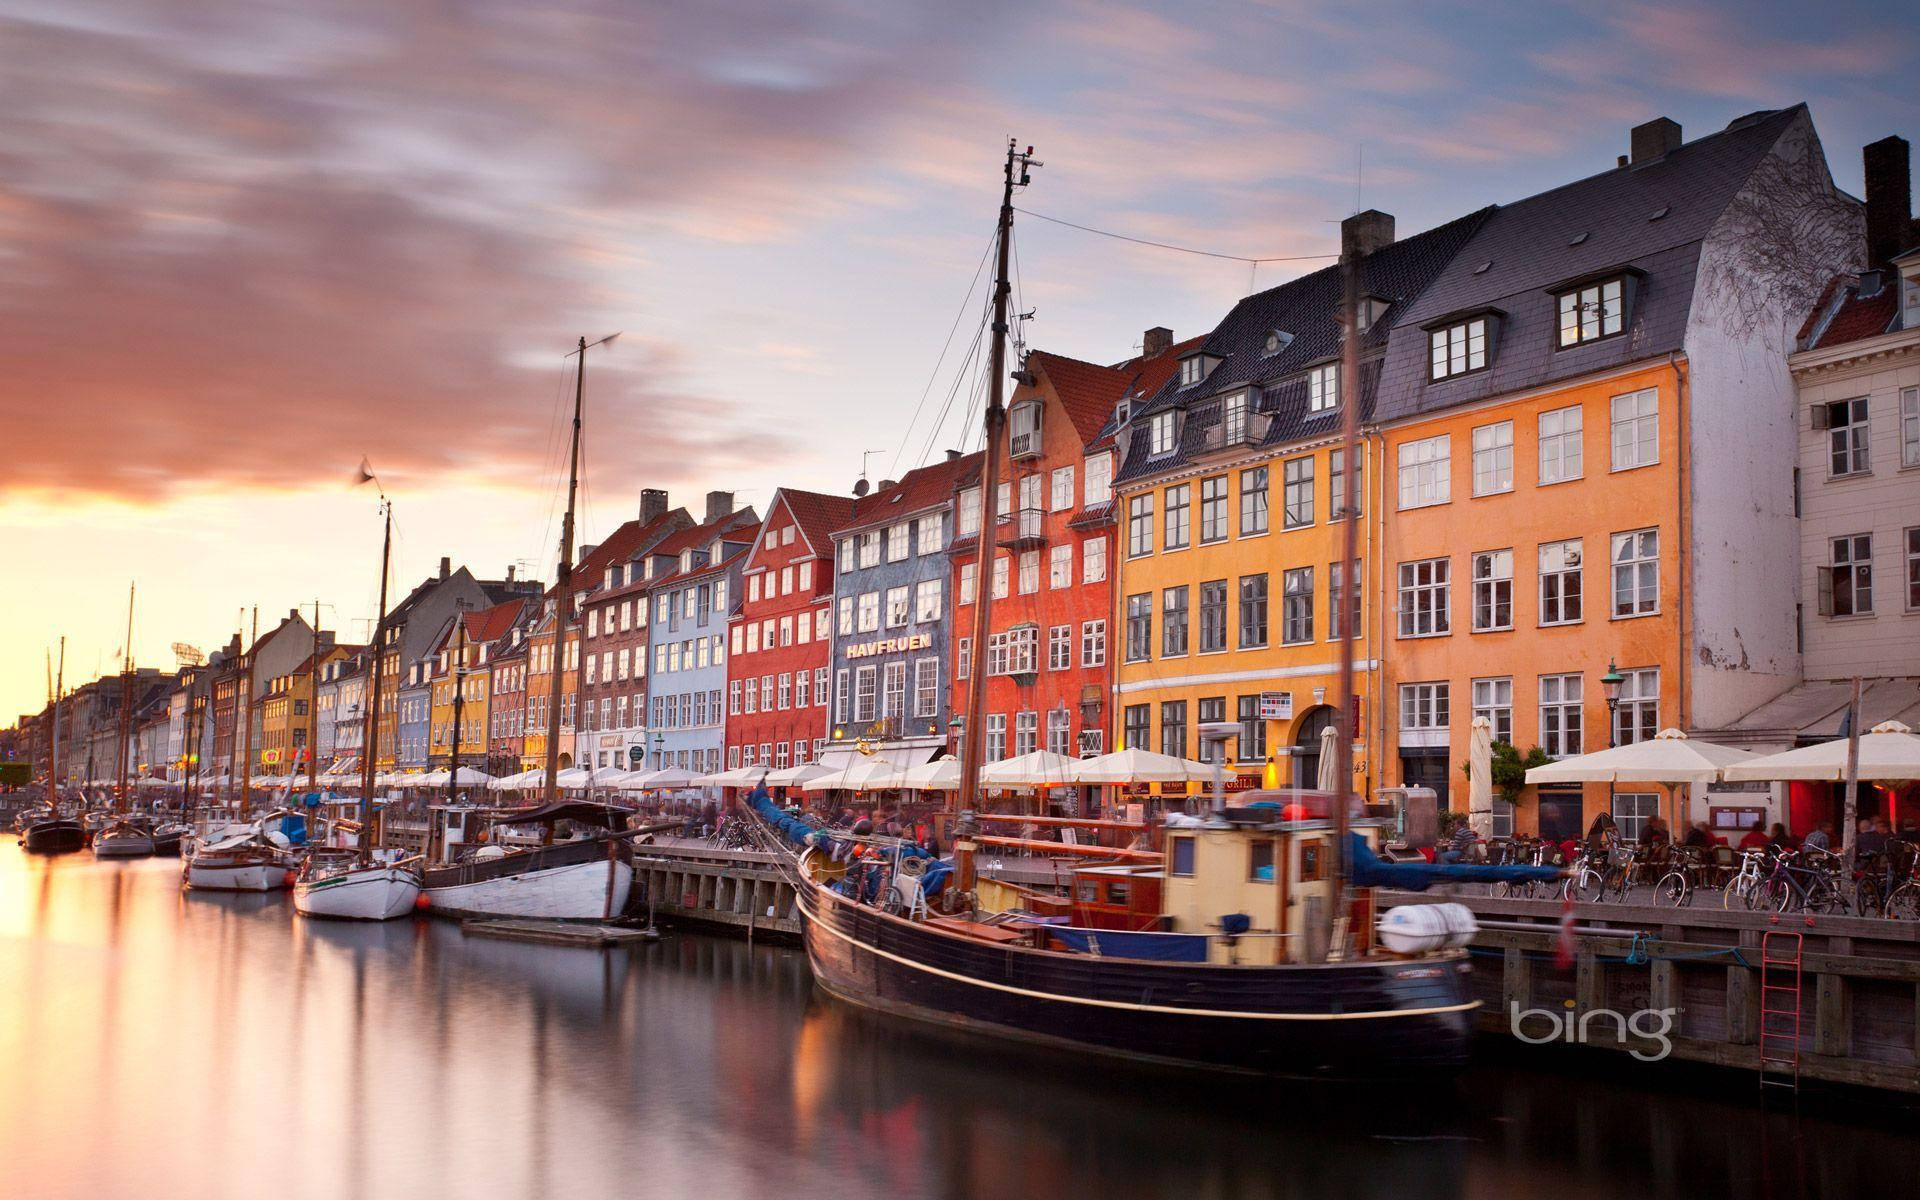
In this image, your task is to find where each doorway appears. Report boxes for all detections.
[1293,706,1337,790]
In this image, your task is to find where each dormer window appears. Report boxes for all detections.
[1009,398,1043,459]
[1307,363,1340,413]
[1113,398,1130,426]
[1555,275,1628,348]
[1354,297,1388,332]
[1148,411,1179,457]
[679,549,693,572]
[1262,330,1293,356]
[1429,316,1491,380]
[1222,390,1250,442]
[1178,356,1205,388]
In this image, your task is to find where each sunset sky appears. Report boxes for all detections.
[2,0,1915,723]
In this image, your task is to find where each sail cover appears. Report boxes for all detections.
[1346,833,1561,892]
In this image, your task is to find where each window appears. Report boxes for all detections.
[1307,363,1339,412]
[1539,539,1583,626]
[1010,399,1042,457]
[882,662,906,719]
[1019,472,1042,516]
[1222,391,1249,442]
[834,668,850,723]
[1081,536,1107,584]
[1610,529,1659,618]
[1162,586,1189,657]
[883,585,909,628]
[1048,624,1072,671]
[1149,411,1179,456]
[1125,593,1153,662]
[743,676,758,715]
[1535,404,1584,485]
[1079,727,1105,756]
[1084,453,1112,506]
[1904,387,1919,468]
[1824,396,1870,477]
[778,673,792,710]
[1164,484,1191,550]
[1610,389,1659,471]
[1160,700,1187,758]
[1540,674,1584,758]
[1282,567,1313,644]
[1048,544,1072,589]
[1397,557,1451,637]
[1198,580,1227,653]
[1430,317,1488,380]
[1471,549,1513,632]
[1199,476,1228,542]
[1238,573,1269,648]
[1399,682,1449,737]
[985,714,1007,762]
[1909,528,1920,612]
[1615,668,1659,745]
[1282,457,1314,527]
[1471,421,1513,495]
[858,531,881,569]
[778,616,793,647]
[795,670,809,709]
[1825,533,1873,617]
[1049,466,1075,512]
[917,514,943,556]
[1179,356,1203,387]
[957,637,971,681]
[837,596,854,637]
[1047,708,1071,757]
[1018,550,1039,595]
[1556,276,1625,347]
[1081,619,1106,668]
[991,627,1038,676]
[1127,495,1154,557]
[1015,711,1039,757]
[1471,677,1513,744]
[1328,448,1362,519]
[959,561,978,605]
[1240,466,1269,535]
[1328,560,1360,641]
[815,667,828,707]
[915,578,942,623]
[1614,793,1660,843]
[1123,704,1150,753]
[885,522,909,563]
[1397,435,1450,509]
[1170,837,1196,876]
[957,487,982,538]
[853,666,878,722]
[1236,696,1267,760]
[857,592,880,632]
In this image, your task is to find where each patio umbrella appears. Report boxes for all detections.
[1526,727,1759,835]
[553,767,596,789]
[1069,747,1211,785]
[763,762,834,788]
[693,766,762,787]
[980,750,1080,788]
[449,766,494,787]
[1718,721,1920,784]
[1317,724,1342,793]
[898,755,961,791]
[1466,716,1494,838]
[802,759,896,793]
[627,767,698,791]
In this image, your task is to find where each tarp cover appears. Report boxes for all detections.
[1346,833,1560,892]
[1042,925,1209,962]
[485,801,634,828]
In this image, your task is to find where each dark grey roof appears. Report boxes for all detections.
[1114,206,1492,483]
[1372,106,1804,424]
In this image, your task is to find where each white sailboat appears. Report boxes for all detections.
[184,828,297,891]
[294,848,421,920]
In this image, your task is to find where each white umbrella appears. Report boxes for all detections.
[802,759,897,793]
[898,755,961,791]
[553,767,596,789]
[416,769,451,788]
[1719,721,1920,783]
[1527,727,1760,834]
[763,762,835,788]
[693,766,762,787]
[980,750,1080,788]
[1069,747,1211,785]
[1467,716,1494,838]
[628,767,697,791]
[1317,724,1341,793]
[449,766,493,787]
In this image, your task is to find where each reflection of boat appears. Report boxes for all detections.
[421,802,635,921]
[92,820,156,858]
[294,848,421,920]
[23,817,86,854]
[185,831,296,891]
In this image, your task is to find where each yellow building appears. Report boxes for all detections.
[428,610,492,770]
[260,647,348,777]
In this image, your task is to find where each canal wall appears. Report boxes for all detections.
[631,841,801,941]
[1382,893,1920,1093]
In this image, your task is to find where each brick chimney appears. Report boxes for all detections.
[438,556,450,581]
[1631,117,1682,165]
[639,488,669,525]
[704,491,734,523]
[1340,209,1395,257]
[1864,135,1911,272]
[1142,326,1173,356]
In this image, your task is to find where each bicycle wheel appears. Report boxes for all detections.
[1764,878,1796,913]
[1567,868,1606,904]
[1653,871,1689,907]
[1853,879,1884,919]
[1723,877,1750,910]
[1887,884,1920,921]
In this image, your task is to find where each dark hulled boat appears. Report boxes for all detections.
[23,817,87,854]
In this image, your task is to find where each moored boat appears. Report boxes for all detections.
[22,817,87,854]
[185,832,296,891]
[420,802,636,921]
[92,819,156,858]
[150,823,191,856]
[294,849,422,920]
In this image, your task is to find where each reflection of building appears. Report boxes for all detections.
[1374,109,1862,843]
[959,332,1191,800]
[1720,134,1920,836]
[642,496,759,775]
[725,488,854,773]
[1114,209,1481,807]
[825,454,980,773]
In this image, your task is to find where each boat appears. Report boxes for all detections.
[420,801,636,921]
[294,848,422,920]
[24,642,83,854]
[22,815,86,854]
[92,819,156,858]
[185,829,297,891]
[150,823,191,856]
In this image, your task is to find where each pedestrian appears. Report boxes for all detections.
[1737,820,1771,852]
[1682,821,1712,849]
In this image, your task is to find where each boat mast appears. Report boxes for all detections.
[49,639,64,811]
[1324,215,1366,960]
[238,606,257,817]
[359,501,393,857]
[957,140,1038,816]
[117,582,135,814]
[446,612,468,808]
[545,335,595,807]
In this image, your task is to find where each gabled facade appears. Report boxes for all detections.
[487,608,536,776]
[725,488,855,773]
[642,498,760,776]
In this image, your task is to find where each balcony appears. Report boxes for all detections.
[1202,410,1271,452]
[995,507,1047,550]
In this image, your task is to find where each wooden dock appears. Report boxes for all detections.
[462,919,661,947]
[1382,891,1920,1093]
[630,840,801,941]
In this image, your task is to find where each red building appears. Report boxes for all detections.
[724,488,855,773]
[949,331,1194,780]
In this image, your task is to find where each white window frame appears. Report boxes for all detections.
[1538,404,1583,485]
[1397,435,1450,509]
[1471,420,1514,496]
[1396,557,1451,638]
[1149,411,1178,457]
[1083,453,1112,506]
[1470,677,1512,744]
[1429,317,1488,380]
[1826,395,1871,478]
[1471,549,1513,632]
[1610,388,1659,472]
[1610,528,1659,619]
[1307,363,1339,413]
[1614,667,1659,746]
[1539,673,1584,759]
[1538,539,1584,626]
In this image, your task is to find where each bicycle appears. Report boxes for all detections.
[1723,847,1771,910]
[1759,848,1851,915]
[1562,845,1629,903]
[1653,845,1705,907]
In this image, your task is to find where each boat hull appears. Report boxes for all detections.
[423,854,631,921]
[94,835,155,858]
[295,866,421,921]
[22,820,87,854]
[796,882,1475,1079]
[186,858,294,892]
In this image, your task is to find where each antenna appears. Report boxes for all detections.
[852,448,886,497]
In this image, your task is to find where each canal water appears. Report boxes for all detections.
[4,841,1917,1200]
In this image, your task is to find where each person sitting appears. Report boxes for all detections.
[1682,821,1713,849]
[1768,822,1799,851]
[1737,820,1772,852]
[1642,815,1671,847]
[1857,817,1891,858]
[1801,821,1833,853]
[1437,823,1480,865]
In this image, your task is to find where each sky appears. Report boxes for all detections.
[2,0,1916,722]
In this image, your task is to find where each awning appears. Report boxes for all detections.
[1714,677,1920,746]
[813,744,941,775]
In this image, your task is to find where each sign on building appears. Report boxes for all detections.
[1258,691,1293,721]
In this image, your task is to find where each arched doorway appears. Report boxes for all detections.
[558,752,573,769]
[1292,706,1337,789]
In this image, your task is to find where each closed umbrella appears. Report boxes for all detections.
[1466,716,1494,838]
[1317,724,1342,793]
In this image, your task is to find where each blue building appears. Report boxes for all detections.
[640,494,758,779]
[823,453,980,773]
[396,663,432,775]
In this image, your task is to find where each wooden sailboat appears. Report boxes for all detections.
[419,336,636,921]
[24,638,85,854]
[96,585,155,859]
[294,496,422,919]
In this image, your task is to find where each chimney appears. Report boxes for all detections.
[1630,117,1682,165]
[704,490,734,523]
[579,543,598,565]
[438,556,450,581]
[639,488,669,525]
[878,479,897,492]
[1340,209,1395,257]
[1864,135,1911,271]
[506,564,515,582]
[946,449,962,461]
[1142,326,1173,356]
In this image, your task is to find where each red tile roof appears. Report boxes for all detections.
[554,507,692,601]
[464,598,528,645]
[1813,287,1899,350]
[773,488,861,558]
[1029,335,1205,450]
[643,508,762,588]
[836,451,983,534]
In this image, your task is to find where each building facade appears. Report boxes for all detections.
[573,491,692,773]
[642,499,758,776]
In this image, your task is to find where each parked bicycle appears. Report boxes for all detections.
[1758,847,1851,915]
[1653,845,1708,907]
[1723,847,1773,910]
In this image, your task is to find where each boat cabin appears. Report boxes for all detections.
[1017,863,1165,931]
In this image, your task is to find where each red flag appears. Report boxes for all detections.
[1554,895,1576,969]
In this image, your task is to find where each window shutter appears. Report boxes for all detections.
[1810,404,1830,431]
[1816,564,1834,616]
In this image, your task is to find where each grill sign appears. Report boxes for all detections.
[1258,691,1293,720]
[846,633,932,659]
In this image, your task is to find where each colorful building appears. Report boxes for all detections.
[573,491,693,772]
[641,497,759,776]
[955,331,1192,795]
[487,610,534,777]
[725,488,855,773]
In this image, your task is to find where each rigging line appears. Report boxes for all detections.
[912,294,992,471]
[1015,207,1338,265]
[888,227,999,481]
[931,298,992,466]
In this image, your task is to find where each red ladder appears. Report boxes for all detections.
[1758,929,1803,1091]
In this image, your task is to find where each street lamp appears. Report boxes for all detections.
[1600,659,1623,813]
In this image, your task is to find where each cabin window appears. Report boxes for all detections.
[1170,836,1195,876]
[1076,880,1099,904]
[1107,881,1131,906]
[1300,841,1323,882]
[1249,840,1275,882]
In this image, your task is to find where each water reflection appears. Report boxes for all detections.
[2,837,1916,1200]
